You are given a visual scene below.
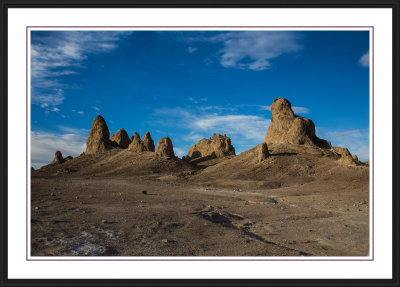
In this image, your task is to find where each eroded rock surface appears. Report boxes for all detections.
[187,134,235,159]
[86,115,112,155]
[110,129,131,148]
[156,137,174,158]
[265,98,331,148]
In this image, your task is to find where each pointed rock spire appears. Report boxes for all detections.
[85,115,112,155]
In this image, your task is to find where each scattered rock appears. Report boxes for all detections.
[258,142,269,162]
[128,132,145,152]
[64,155,73,161]
[142,132,155,152]
[51,151,65,164]
[187,133,235,159]
[156,137,174,158]
[85,115,112,155]
[264,98,331,148]
[110,129,131,148]
[50,192,56,196]
[141,190,147,195]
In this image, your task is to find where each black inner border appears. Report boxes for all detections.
[0,0,399,286]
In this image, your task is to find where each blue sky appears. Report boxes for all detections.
[30,30,370,168]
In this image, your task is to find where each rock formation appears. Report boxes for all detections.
[156,137,174,158]
[52,151,65,164]
[128,132,145,153]
[258,142,269,162]
[332,147,358,166]
[265,98,331,148]
[187,134,236,159]
[110,129,131,148]
[86,115,112,155]
[142,132,155,152]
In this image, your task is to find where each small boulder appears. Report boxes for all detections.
[187,133,235,159]
[142,132,155,152]
[156,137,174,158]
[110,129,131,148]
[51,151,65,164]
[258,142,269,162]
[85,115,112,155]
[128,132,145,152]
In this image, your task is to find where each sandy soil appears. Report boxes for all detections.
[31,172,369,257]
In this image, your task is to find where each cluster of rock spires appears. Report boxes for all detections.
[85,115,174,158]
[48,98,363,167]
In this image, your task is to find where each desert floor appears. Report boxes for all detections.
[31,174,369,257]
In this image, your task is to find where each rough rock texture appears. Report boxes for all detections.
[52,151,65,164]
[187,134,236,159]
[86,115,112,155]
[142,132,155,152]
[258,142,269,162]
[111,129,131,148]
[352,155,359,161]
[128,132,145,153]
[156,137,174,158]
[265,98,331,148]
[332,147,358,166]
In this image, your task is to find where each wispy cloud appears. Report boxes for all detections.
[187,47,198,53]
[188,97,207,104]
[77,111,85,115]
[92,106,100,112]
[204,31,303,71]
[260,104,309,114]
[153,106,270,153]
[329,130,361,138]
[359,51,369,67]
[31,31,132,108]
[173,147,186,157]
[31,130,87,168]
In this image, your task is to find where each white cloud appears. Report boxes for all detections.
[52,107,60,112]
[210,31,302,71]
[188,97,198,104]
[173,147,186,158]
[260,104,309,114]
[187,47,198,53]
[31,31,132,108]
[77,111,85,115]
[32,88,65,107]
[92,106,100,111]
[31,130,87,168]
[359,51,369,67]
[194,114,268,142]
[292,106,310,114]
[153,107,270,153]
